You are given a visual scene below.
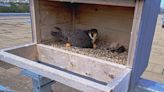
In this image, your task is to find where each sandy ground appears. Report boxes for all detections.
[141,15,164,83]
[0,16,33,91]
[0,15,163,91]
[0,16,32,48]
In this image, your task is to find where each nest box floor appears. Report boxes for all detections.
[44,40,128,65]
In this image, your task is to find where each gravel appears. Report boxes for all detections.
[44,40,128,65]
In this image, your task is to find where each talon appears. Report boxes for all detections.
[66,43,71,48]
[93,44,96,49]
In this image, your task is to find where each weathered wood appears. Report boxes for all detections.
[30,0,41,43]
[39,0,72,41]
[128,0,161,91]
[37,44,125,83]
[30,0,159,71]
[38,0,134,47]
[1,0,160,92]
[107,69,131,92]
[0,44,131,92]
[50,0,136,7]
[1,43,37,61]
[7,45,37,61]
[0,51,108,92]
[127,0,144,68]
[75,4,134,47]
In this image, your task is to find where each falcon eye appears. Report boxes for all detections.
[91,33,94,37]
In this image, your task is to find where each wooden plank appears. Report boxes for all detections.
[127,0,144,68]
[0,51,110,92]
[75,4,134,47]
[107,69,131,92]
[0,44,132,92]
[37,44,126,83]
[129,0,161,91]
[38,0,72,41]
[30,0,41,43]
[0,43,36,52]
[50,0,136,7]
[37,0,134,48]
[7,45,37,61]
[0,43,37,61]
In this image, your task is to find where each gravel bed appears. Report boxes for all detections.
[44,40,128,65]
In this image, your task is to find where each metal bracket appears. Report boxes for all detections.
[133,78,164,92]
[0,85,13,92]
[21,69,55,92]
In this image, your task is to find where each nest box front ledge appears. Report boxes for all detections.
[0,43,131,92]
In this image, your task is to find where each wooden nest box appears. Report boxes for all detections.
[0,0,160,92]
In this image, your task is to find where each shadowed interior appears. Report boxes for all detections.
[38,0,135,48]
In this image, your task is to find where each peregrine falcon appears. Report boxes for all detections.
[51,27,98,48]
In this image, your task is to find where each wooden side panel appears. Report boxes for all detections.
[0,45,130,92]
[129,0,161,91]
[30,0,41,43]
[39,0,72,41]
[35,0,135,48]
[75,4,134,47]
[6,44,37,61]
[127,0,144,68]
[37,44,126,83]
[50,0,136,7]
[107,69,131,92]
[0,51,110,92]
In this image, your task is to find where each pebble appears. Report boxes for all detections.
[44,41,128,65]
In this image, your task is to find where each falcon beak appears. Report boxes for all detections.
[92,33,97,43]
[89,33,97,43]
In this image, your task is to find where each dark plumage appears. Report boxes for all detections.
[111,46,126,54]
[51,27,98,48]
